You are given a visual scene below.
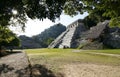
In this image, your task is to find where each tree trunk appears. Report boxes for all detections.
[0,46,2,56]
[0,46,7,56]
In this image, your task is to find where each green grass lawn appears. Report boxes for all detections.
[25,48,120,75]
[25,48,120,66]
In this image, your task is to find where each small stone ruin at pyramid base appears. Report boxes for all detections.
[48,19,120,49]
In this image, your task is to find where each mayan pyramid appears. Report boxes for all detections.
[48,19,86,48]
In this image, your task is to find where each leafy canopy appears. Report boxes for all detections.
[64,0,120,26]
[0,0,66,44]
[0,0,66,27]
[0,26,15,42]
[1,0,120,28]
[0,26,20,47]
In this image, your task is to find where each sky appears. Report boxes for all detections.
[11,12,88,37]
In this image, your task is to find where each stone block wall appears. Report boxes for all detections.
[48,19,86,48]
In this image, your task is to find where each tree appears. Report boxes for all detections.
[1,0,120,28]
[0,0,66,27]
[83,16,98,28]
[8,37,20,52]
[0,26,15,43]
[43,38,54,47]
[8,37,20,47]
[64,0,120,27]
[0,36,20,51]
[0,27,20,52]
[0,0,66,44]
[83,9,111,28]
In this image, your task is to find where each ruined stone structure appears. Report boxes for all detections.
[75,20,120,49]
[48,19,86,48]
[49,20,120,49]
[77,20,110,49]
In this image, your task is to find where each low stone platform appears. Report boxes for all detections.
[0,51,31,77]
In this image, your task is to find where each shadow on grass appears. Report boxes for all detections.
[0,64,30,77]
[0,64,64,77]
[0,50,22,57]
[32,64,64,77]
[0,64,14,74]
[15,66,31,77]
[15,64,64,77]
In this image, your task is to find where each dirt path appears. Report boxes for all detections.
[86,52,120,57]
[72,49,120,57]
[0,51,30,77]
[63,63,120,77]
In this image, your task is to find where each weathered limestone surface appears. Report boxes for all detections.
[103,27,120,48]
[49,20,120,49]
[82,20,109,39]
[48,19,86,48]
[48,30,68,48]
[78,20,120,49]
[0,51,30,77]
[75,20,109,49]
[59,26,77,48]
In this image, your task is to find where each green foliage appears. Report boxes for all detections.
[0,0,66,28]
[1,0,120,28]
[19,35,41,49]
[0,0,27,28]
[0,26,15,42]
[109,17,120,27]
[0,37,20,47]
[0,0,66,45]
[0,26,20,47]
[32,23,66,47]
[83,16,98,28]
[64,0,84,16]
[44,38,54,46]
[64,0,120,27]
[8,37,21,47]
[77,42,89,49]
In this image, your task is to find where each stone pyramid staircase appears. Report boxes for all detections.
[59,27,77,48]
[48,19,86,48]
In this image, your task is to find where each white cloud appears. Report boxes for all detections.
[23,18,55,37]
[11,13,88,37]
